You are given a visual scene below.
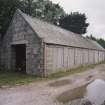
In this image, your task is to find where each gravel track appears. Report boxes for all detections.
[0,64,105,105]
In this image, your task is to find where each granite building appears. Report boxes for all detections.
[0,10,105,76]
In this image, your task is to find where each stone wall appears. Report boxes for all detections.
[0,11,44,76]
[0,10,105,76]
[44,44,105,75]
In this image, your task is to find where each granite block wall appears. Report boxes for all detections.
[44,44,105,75]
[0,11,44,76]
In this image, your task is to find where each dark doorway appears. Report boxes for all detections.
[13,44,26,73]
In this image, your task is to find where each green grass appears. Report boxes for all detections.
[0,71,42,87]
[0,61,105,87]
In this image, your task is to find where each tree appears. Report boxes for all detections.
[59,12,89,34]
[42,1,65,24]
[31,0,65,24]
[0,0,65,36]
[97,38,105,49]
[86,35,105,49]
[86,34,97,41]
[20,0,34,15]
[0,0,20,36]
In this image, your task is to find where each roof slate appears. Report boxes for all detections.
[17,10,105,51]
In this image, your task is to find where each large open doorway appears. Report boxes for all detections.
[13,44,26,73]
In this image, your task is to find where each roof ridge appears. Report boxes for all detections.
[15,9,105,51]
[17,9,81,36]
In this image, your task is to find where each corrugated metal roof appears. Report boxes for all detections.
[17,10,105,51]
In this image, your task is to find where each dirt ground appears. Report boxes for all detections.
[0,64,105,105]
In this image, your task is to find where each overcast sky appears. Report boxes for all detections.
[51,0,105,39]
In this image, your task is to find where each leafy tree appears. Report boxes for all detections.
[86,34,97,41]
[27,0,65,24]
[0,0,65,36]
[97,38,105,49]
[20,0,34,15]
[86,35,105,49]
[59,12,89,34]
[41,1,65,24]
[0,0,20,36]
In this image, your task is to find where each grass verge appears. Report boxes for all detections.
[0,61,104,87]
[0,71,42,87]
[47,61,105,79]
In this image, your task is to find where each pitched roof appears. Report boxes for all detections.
[17,10,105,51]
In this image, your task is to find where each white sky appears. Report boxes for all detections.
[51,0,105,39]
